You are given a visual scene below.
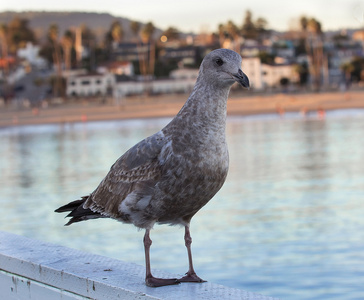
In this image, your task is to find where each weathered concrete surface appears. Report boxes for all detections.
[0,231,279,300]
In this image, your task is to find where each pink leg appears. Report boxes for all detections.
[178,225,206,283]
[143,229,180,287]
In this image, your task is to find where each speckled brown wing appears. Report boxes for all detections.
[83,132,166,226]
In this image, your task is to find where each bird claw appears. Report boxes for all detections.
[178,272,206,283]
[145,276,180,287]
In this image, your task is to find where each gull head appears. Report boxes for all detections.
[200,48,250,89]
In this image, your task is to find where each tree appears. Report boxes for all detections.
[61,30,74,70]
[130,21,141,41]
[217,23,227,46]
[280,77,290,92]
[300,16,308,32]
[47,23,61,67]
[0,24,9,74]
[308,18,324,91]
[139,22,156,79]
[111,21,123,44]
[341,57,364,84]
[105,20,123,49]
[341,62,354,83]
[258,51,275,65]
[141,22,155,43]
[255,17,269,41]
[255,17,268,32]
[241,10,257,39]
[47,24,62,97]
[294,62,309,87]
[6,18,35,53]
[226,20,241,51]
[240,11,269,41]
[216,20,241,50]
[300,16,324,91]
[80,25,97,70]
[350,57,364,82]
[80,25,96,48]
[161,27,180,41]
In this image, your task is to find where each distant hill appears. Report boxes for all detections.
[0,11,163,42]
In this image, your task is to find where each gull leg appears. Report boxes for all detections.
[178,225,206,283]
[144,229,180,287]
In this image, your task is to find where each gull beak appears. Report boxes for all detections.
[233,69,250,89]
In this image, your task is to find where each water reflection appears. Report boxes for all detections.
[1,112,364,299]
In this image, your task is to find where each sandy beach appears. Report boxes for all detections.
[1,89,364,127]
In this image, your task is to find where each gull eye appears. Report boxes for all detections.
[215,58,224,66]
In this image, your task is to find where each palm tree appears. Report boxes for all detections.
[111,21,123,46]
[48,24,62,97]
[136,22,156,94]
[130,21,141,42]
[217,24,226,47]
[62,30,74,70]
[255,17,268,42]
[140,22,155,44]
[0,23,11,104]
[7,18,35,53]
[0,24,9,75]
[293,62,309,88]
[308,18,324,91]
[140,22,156,78]
[241,10,257,40]
[341,62,354,88]
[226,20,241,52]
[105,21,123,51]
[300,16,324,91]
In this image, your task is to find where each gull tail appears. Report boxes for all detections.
[55,196,104,226]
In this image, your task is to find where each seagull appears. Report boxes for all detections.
[55,48,249,287]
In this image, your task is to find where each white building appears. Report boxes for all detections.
[261,63,297,88]
[170,68,199,81]
[113,68,199,97]
[97,61,134,76]
[66,73,115,97]
[241,57,263,90]
[241,57,297,90]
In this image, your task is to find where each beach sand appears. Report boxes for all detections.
[1,89,364,127]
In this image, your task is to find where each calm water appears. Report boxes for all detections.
[1,110,364,299]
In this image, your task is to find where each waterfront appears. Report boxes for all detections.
[1,111,364,299]
[1,89,364,127]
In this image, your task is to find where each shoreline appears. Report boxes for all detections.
[1,89,364,127]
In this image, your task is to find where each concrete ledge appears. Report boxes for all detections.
[0,231,278,300]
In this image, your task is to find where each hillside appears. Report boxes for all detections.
[0,11,163,42]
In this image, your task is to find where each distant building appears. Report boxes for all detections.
[240,39,270,58]
[111,42,149,62]
[325,40,364,87]
[241,57,297,90]
[113,68,199,97]
[241,57,263,89]
[262,63,297,88]
[272,40,295,60]
[159,46,201,66]
[169,68,199,80]
[66,73,115,97]
[97,61,134,76]
[327,39,364,74]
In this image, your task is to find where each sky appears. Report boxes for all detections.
[1,0,364,32]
